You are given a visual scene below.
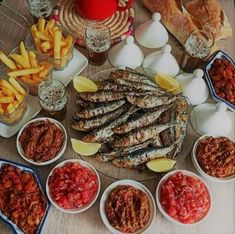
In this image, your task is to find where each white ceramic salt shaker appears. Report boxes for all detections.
[143,44,180,77]
[108,36,144,68]
[175,69,209,105]
[191,102,232,136]
[135,12,169,48]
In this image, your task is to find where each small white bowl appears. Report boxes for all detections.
[46,159,100,214]
[192,135,235,183]
[156,170,212,226]
[16,117,67,166]
[100,179,156,234]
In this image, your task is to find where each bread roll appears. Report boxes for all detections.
[141,0,232,45]
[185,0,232,41]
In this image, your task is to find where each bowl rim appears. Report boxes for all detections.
[156,169,212,226]
[16,117,67,166]
[192,134,235,183]
[46,159,101,214]
[99,179,156,234]
[204,50,235,111]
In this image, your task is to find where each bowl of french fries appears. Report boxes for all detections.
[0,41,53,96]
[0,76,28,125]
[26,18,76,70]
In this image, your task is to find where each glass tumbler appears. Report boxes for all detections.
[85,24,111,66]
[181,30,214,72]
[38,79,67,121]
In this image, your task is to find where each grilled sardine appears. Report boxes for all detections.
[75,100,126,119]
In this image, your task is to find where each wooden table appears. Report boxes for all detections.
[0,0,234,233]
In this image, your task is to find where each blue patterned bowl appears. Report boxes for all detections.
[204,50,235,111]
[0,158,50,234]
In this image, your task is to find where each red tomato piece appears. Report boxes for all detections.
[48,162,98,210]
[160,172,210,224]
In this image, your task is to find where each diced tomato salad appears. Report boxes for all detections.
[48,162,98,210]
[160,172,210,224]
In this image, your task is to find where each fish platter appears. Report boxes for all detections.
[67,68,194,180]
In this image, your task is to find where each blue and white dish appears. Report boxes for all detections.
[204,50,235,111]
[0,158,50,234]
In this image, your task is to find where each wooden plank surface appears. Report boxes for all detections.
[0,0,234,234]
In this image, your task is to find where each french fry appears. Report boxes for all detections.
[31,25,38,38]
[0,51,17,70]
[34,38,43,52]
[7,103,16,113]
[0,80,18,93]
[20,76,40,85]
[32,74,42,82]
[35,31,51,41]
[19,42,30,68]
[9,54,28,68]
[64,35,73,49]
[0,96,14,103]
[61,47,69,57]
[2,87,14,97]
[39,61,53,70]
[39,68,49,78]
[54,30,62,59]
[41,41,52,52]
[28,51,38,68]
[8,77,27,96]
[45,19,55,35]
[38,18,46,33]
[7,66,44,77]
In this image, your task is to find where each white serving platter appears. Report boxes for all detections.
[0,48,88,138]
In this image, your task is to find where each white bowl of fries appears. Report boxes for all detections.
[25,18,76,70]
[0,76,28,125]
[0,41,53,96]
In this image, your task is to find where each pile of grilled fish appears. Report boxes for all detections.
[71,69,189,169]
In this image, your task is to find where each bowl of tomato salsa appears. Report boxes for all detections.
[156,170,212,225]
[46,159,100,214]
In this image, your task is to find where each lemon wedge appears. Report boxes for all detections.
[71,138,101,156]
[146,158,176,173]
[155,73,180,92]
[73,75,98,93]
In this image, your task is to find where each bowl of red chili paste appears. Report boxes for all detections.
[17,117,67,166]
[46,159,100,214]
[192,135,235,183]
[100,180,156,234]
[156,170,212,225]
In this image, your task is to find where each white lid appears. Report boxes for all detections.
[143,44,179,77]
[175,69,209,105]
[135,13,169,48]
[108,36,144,68]
[191,102,232,135]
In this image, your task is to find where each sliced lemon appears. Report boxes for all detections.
[73,75,98,93]
[155,73,180,91]
[71,138,101,156]
[146,158,176,173]
[170,86,183,95]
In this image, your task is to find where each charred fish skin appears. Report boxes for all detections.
[82,106,138,143]
[71,104,127,132]
[113,104,173,134]
[112,123,178,148]
[113,69,157,87]
[95,140,152,162]
[112,142,177,168]
[126,95,180,108]
[97,80,133,92]
[79,91,125,102]
[75,99,126,119]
